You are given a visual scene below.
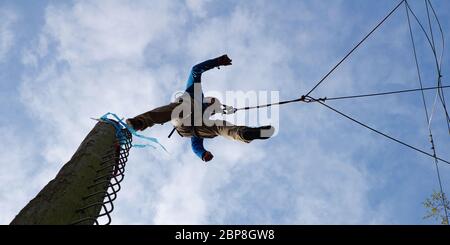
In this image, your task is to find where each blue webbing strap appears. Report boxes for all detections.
[100,112,167,152]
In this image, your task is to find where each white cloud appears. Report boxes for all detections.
[186,0,212,18]
[0,127,59,224]
[0,8,17,62]
[10,0,444,225]
[18,0,381,225]
[45,1,183,65]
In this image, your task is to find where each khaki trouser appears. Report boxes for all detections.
[133,102,182,131]
[131,103,251,143]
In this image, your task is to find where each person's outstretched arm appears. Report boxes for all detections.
[186,54,232,93]
[191,137,214,162]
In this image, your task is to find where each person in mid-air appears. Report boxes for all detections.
[126,55,275,162]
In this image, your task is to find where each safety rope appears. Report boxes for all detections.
[406,1,450,133]
[428,0,450,135]
[300,96,450,165]
[304,0,406,97]
[229,0,450,169]
[323,85,450,101]
[233,85,450,112]
[310,97,450,165]
[406,0,449,224]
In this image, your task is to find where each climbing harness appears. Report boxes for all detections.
[167,103,237,138]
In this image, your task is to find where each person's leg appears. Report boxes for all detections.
[241,125,275,140]
[196,120,274,143]
[127,102,181,131]
[216,123,251,143]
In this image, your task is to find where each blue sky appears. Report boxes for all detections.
[1,0,450,224]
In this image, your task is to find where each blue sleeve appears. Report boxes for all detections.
[186,58,220,91]
[191,136,207,159]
